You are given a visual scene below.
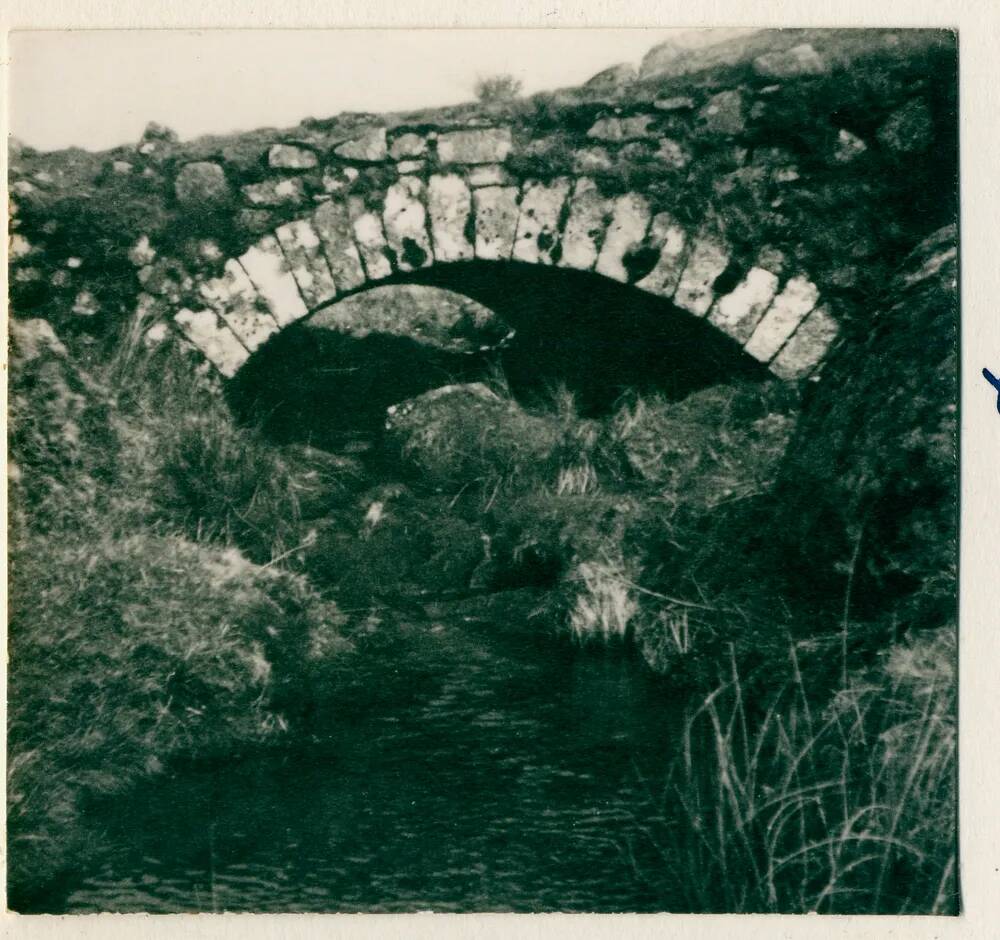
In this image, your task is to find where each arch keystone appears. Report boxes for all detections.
[595,192,651,282]
[383,176,433,272]
[512,178,572,265]
[347,196,394,281]
[473,185,520,261]
[427,173,474,263]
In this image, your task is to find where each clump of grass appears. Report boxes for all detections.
[111,339,347,565]
[632,627,957,914]
[7,317,355,904]
[6,528,349,902]
[567,555,639,642]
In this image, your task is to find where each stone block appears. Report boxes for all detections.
[241,177,306,207]
[639,40,687,79]
[752,43,827,78]
[427,174,475,263]
[557,178,610,271]
[389,132,428,159]
[397,160,425,174]
[473,186,520,260]
[877,99,933,154]
[334,127,388,162]
[654,95,696,111]
[437,127,513,165]
[199,258,280,351]
[175,161,231,207]
[744,275,820,362]
[268,143,319,169]
[654,138,689,168]
[312,200,367,293]
[673,234,730,316]
[467,164,509,187]
[383,176,433,271]
[833,129,868,164]
[572,147,614,173]
[595,193,651,282]
[635,213,688,298]
[238,234,309,326]
[584,62,637,89]
[586,115,657,141]
[274,218,339,308]
[707,266,780,343]
[347,196,394,281]
[699,90,745,136]
[174,308,249,378]
[769,305,839,379]
[512,178,572,265]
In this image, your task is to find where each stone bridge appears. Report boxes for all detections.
[172,122,838,383]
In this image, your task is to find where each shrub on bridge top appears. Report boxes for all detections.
[474,73,523,104]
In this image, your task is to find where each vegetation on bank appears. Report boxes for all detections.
[6,322,355,901]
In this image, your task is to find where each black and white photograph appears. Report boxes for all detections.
[4,19,971,921]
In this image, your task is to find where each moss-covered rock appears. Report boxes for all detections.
[772,224,958,628]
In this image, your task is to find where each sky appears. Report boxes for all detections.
[8,28,755,152]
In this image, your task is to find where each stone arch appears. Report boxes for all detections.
[172,168,839,383]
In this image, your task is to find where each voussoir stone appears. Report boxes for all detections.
[473,186,520,260]
[175,161,231,207]
[347,196,394,281]
[437,128,513,165]
[595,193,651,283]
[174,309,249,378]
[557,179,610,272]
[744,275,820,362]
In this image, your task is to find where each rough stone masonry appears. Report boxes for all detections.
[170,118,838,381]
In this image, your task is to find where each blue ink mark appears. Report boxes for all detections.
[983,368,1000,413]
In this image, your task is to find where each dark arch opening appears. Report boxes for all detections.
[225,259,770,449]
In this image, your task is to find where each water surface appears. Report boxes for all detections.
[56,611,683,913]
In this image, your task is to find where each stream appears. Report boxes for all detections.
[51,608,685,913]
